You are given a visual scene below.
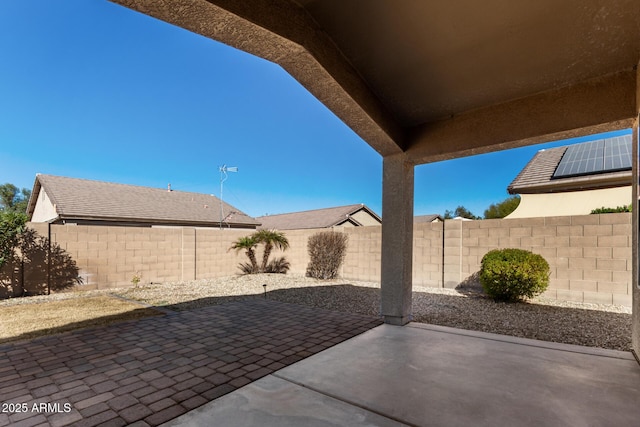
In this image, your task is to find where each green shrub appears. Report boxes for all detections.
[590,205,632,214]
[306,231,348,279]
[0,211,27,269]
[479,249,549,302]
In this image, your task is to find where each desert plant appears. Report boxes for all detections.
[479,248,549,302]
[230,231,290,274]
[238,262,257,274]
[131,272,141,287]
[254,229,290,272]
[264,256,290,274]
[229,235,259,273]
[306,231,348,279]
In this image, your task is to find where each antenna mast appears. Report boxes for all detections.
[219,165,238,229]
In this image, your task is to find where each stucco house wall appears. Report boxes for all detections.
[350,209,382,226]
[31,188,58,223]
[508,186,632,218]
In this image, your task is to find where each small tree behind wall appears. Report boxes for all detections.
[306,231,348,280]
[0,211,27,269]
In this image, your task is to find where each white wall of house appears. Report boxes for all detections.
[31,189,58,222]
[507,186,632,218]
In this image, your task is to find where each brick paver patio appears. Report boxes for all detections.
[0,299,382,426]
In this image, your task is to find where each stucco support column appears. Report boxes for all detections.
[381,153,414,325]
[632,61,639,362]
[632,114,639,361]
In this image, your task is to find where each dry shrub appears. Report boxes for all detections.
[306,231,348,279]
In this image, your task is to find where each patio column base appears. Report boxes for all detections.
[383,315,411,326]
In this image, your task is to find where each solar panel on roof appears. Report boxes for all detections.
[552,135,632,179]
[604,136,632,171]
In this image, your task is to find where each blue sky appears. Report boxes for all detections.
[0,1,632,218]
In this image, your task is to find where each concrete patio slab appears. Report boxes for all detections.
[167,323,640,427]
[162,375,408,427]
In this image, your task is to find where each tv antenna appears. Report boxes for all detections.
[219,165,238,229]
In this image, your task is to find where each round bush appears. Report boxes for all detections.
[479,249,550,302]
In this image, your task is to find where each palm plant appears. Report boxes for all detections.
[229,235,259,274]
[264,256,290,273]
[254,229,290,272]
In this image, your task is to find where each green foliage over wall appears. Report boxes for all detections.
[443,206,481,220]
[590,205,632,214]
[0,211,27,269]
[484,195,520,219]
[0,183,31,214]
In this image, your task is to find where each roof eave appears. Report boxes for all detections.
[509,173,632,194]
[55,214,258,227]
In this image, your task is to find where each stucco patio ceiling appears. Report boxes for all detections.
[112,0,639,164]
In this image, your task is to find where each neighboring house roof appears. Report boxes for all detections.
[508,136,632,194]
[256,204,381,230]
[414,214,443,223]
[27,174,259,228]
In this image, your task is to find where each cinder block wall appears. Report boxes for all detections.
[412,222,444,287]
[3,214,631,306]
[194,228,249,279]
[7,224,249,291]
[445,213,632,306]
[54,224,184,288]
[277,224,441,285]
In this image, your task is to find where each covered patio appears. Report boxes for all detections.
[112,0,640,356]
[165,322,640,426]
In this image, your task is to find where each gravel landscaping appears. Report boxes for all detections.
[115,274,631,352]
[1,273,632,351]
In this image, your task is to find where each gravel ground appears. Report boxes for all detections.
[1,274,632,351]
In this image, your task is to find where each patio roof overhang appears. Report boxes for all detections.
[109,0,640,357]
[111,0,638,164]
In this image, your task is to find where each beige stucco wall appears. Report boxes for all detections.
[350,209,381,226]
[2,214,631,306]
[31,189,58,222]
[507,186,632,218]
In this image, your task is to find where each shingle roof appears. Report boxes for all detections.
[508,139,632,194]
[414,214,443,223]
[256,204,381,230]
[27,174,258,227]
